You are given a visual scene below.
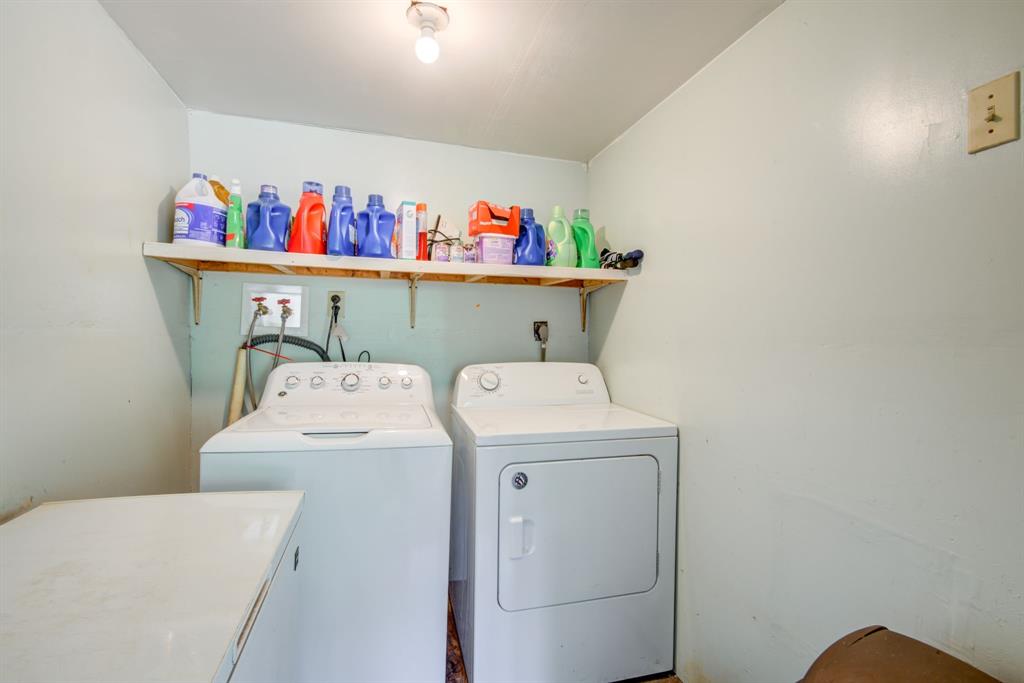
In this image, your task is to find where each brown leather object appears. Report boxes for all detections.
[802,625,1002,683]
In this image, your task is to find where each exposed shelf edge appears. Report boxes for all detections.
[143,242,630,330]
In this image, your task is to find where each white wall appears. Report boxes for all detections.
[0,1,192,519]
[587,1,1024,681]
[187,112,589,482]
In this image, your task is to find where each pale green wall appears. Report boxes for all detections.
[1,0,191,519]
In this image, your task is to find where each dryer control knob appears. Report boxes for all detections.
[341,373,361,391]
[577,374,589,385]
[401,376,414,389]
[479,371,500,392]
[285,375,301,389]
[378,376,392,389]
[310,375,325,389]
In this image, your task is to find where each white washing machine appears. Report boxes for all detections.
[450,362,678,683]
[201,362,452,683]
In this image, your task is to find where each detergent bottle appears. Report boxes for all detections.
[246,184,292,252]
[173,172,227,247]
[327,185,356,256]
[546,205,576,267]
[225,179,245,248]
[288,181,327,254]
[514,208,546,266]
[572,208,600,269]
[208,175,231,205]
[356,194,396,259]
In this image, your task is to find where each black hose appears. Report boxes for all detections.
[244,335,331,362]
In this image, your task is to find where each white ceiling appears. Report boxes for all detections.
[101,0,780,162]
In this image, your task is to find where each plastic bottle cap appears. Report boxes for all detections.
[192,172,208,180]
[230,181,242,194]
[552,205,565,218]
[416,203,427,211]
[521,208,534,221]
[574,208,590,220]
[303,181,323,195]
[209,174,221,182]
[368,194,384,207]
[261,184,278,195]
[334,185,352,199]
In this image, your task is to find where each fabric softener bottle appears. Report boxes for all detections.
[514,208,546,265]
[572,208,600,268]
[246,185,291,252]
[356,194,395,259]
[327,185,356,256]
[288,181,327,254]
[546,205,576,267]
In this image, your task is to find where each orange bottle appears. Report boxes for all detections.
[288,181,326,254]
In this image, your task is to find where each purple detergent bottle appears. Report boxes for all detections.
[246,185,291,252]
[327,185,356,256]
[356,194,395,259]
[514,208,546,265]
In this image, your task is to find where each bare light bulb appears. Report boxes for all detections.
[415,25,439,64]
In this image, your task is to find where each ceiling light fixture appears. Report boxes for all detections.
[407,1,449,64]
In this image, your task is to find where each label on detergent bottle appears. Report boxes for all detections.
[174,202,227,245]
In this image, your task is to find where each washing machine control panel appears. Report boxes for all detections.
[453,362,610,408]
[260,362,433,407]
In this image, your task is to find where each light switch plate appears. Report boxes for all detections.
[967,71,1020,154]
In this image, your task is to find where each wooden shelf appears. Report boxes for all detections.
[143,242,629,329]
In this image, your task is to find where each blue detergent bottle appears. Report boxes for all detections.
[326,185,356,256]
[356,194,395,259]
[246,185,292,252]
[514,208,547,265]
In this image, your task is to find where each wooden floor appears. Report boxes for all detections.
[445,598,681,683]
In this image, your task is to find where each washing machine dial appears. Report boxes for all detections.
[478,371,500,392]
[285,375,300,389]
[341,373,361,391]
[401,376,414,389]
[310,375,325,389]
[577,374,589,385]
[378,376,392,389]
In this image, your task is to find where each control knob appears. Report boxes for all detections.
[577,374,589,385]
[401,376,414,389]
[310,375,325,389]
[341,373,361,392]
[479,371,500,392]
[378,376,392,389]
[285,375,300,389]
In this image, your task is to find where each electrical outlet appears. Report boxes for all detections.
[240,283,309,336]
[327,291,346,319]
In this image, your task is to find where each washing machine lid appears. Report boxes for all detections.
[235,404,432,433]
[454,403,676,446]
[202,404,451,452]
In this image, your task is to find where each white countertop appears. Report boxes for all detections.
[0,491,303,683]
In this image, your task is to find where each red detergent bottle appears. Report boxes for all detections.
[288,181,326,254]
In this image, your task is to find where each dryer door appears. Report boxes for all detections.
[497,454,659,611]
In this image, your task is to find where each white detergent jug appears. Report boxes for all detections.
[173,172,227,247]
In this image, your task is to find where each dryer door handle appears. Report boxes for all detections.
[508,516,535,559]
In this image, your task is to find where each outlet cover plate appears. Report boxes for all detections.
[240,283,309,336]
[968,71,1020,154]
[327,291,346,319]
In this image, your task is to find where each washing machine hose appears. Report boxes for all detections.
[244,335,331,362]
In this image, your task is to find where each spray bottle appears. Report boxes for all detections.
[225,179,245,248]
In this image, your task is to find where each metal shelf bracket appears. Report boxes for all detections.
[168,262,203,325]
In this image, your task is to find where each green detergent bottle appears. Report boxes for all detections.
[225,179,245,248]
[572,208,600,269]
[546,205,577,267]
